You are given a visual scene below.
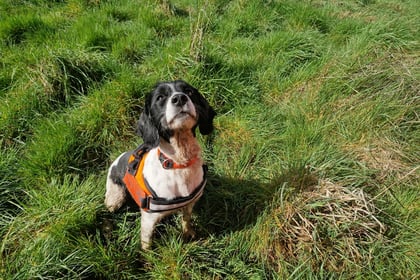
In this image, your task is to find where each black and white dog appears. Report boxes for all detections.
[105,80,216,250]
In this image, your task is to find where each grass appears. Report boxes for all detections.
[1,0,419,279]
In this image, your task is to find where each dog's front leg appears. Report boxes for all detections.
[181,203,196,240]
[140,211,161,250]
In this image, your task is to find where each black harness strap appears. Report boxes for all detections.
[143,165,207,213]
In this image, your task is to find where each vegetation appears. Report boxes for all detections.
[1,0,418,278]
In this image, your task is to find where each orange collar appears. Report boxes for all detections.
[157,149,198,169]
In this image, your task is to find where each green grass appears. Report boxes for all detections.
[1,0,419,279]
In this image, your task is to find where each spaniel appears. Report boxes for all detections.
[105,80,215,250]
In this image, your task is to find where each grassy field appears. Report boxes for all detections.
[0,0,419,278]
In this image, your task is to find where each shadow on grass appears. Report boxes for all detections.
[95,173,276,242]
[194,167,317,238]
[194,174,274,236]
[75,166,317,279]
[96,165,315,242]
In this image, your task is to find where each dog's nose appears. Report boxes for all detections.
[171,93,188,107]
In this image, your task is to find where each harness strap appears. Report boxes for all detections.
[123,145,156,209]
[143,167,207,213]
[123,146,207,213]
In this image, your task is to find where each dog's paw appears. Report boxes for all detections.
[141,240,152,250]
[182,228,196,241]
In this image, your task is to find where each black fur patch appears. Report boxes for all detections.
[110,151,132,186]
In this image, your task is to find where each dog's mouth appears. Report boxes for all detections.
[176,105,197,117]
[177,110,193,117]
[167,108,196,124]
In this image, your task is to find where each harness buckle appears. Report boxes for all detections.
[140,196,150,210]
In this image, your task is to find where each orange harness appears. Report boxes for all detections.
[123,145,207,213]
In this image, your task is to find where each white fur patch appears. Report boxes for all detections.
[104,153,127,212]
[165,93,197,129]
[143,148,204,199]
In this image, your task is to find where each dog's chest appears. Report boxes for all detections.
[142,151,203,200]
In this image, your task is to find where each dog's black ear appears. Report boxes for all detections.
[136,93,160,147]
[196,93,216,135]
[136,111,159,147]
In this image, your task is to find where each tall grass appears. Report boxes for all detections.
[1,0,418,279]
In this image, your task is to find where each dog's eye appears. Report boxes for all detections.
[156,95,164,101]
[185,89,193,96]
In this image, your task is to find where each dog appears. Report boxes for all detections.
[105,80,216,250]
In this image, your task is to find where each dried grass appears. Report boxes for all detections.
[189,8,208,62]
[348,139,412,182]
[269,179,386,272]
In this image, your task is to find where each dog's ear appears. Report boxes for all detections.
[136,93,160,146]
[196,93,216,135]
[136,111,159,147]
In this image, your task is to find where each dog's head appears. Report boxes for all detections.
[137,80,216,146]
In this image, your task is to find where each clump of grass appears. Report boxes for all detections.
[0,49,116,145]
[38,49,116,105]
[215,1,283,39]
[21,81,133,183]
[143,236,265,279]
[275,1,334,34]
[0,142,24,219]
[0,87,41,145]
[0,70,13,94]
[0,15,54,46]
[0,175,104,279]
[250,179,386,274]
